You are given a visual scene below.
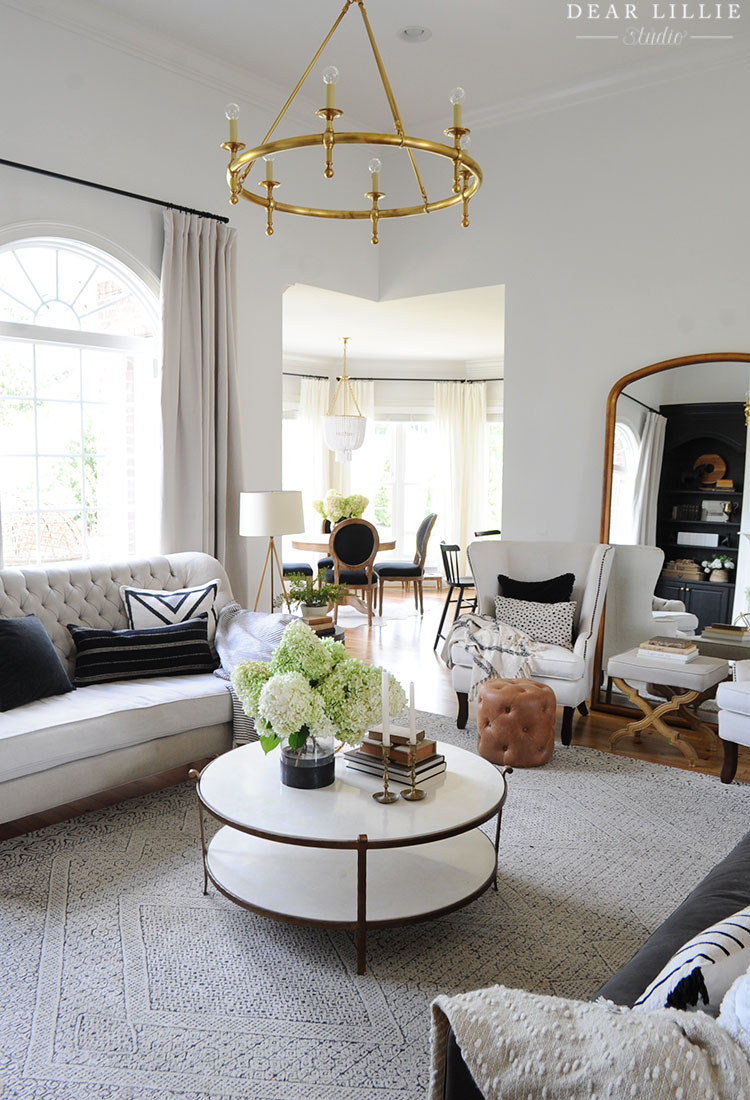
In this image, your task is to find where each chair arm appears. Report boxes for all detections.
[734,660,750,683]
[652,596,687,613]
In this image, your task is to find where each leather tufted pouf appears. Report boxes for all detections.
[476,678,555,767]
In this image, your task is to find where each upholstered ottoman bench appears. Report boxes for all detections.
[475,678,555,767]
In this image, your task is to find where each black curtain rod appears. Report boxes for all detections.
[621,391,659,414]
[283,372,503,383]
[0,157,230,225]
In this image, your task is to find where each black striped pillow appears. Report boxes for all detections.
[633,905,750,1015]
[67,617,217,686]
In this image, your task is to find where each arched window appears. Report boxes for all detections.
[0,237,160,566]
[610,421,639,544]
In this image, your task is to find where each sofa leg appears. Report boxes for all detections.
[560,706,574,746]
[577,701,588,717]
[721,741,739,784]
[456,691,469,730]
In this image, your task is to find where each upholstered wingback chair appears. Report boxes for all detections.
[447,540,614,745]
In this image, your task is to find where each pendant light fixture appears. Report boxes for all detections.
[323,337,366,462]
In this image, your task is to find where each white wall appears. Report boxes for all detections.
[3,2,749,583]
[0,3,378,603]
[377,57,750,544]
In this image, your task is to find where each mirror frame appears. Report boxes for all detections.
[599,351,750,543]
[595,351,750,715]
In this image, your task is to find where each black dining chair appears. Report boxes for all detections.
[433,542,477,650]
[374,513,437,615]
[282,562,313,578]
[325,518,380,626]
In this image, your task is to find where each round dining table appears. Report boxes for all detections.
[290,534,397,620]
[291,535,396,554]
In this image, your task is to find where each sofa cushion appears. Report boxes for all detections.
[0,614,73,711]
[495,595,576,649]
[498,571,574,604]
[632,905,750,1016]
[67,618,217,686]
[0,674,232,782]
[120,578,220,639]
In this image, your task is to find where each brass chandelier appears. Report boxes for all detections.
[220,0,482,245]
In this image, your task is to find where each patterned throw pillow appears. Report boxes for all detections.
[494,595,576,650]
[633,905,750,1016]
[67,618,216,686]
[120,579,220,640]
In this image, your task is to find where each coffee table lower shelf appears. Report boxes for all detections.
[206,826,497,964]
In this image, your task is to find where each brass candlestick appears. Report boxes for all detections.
[401,743,426,801]
[372,743,399,804]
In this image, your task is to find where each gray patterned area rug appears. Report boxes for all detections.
[3,715,750,1100]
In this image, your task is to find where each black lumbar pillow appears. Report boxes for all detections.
[498,572,575,604]
[0,614,74,711]
[67,616,217,686]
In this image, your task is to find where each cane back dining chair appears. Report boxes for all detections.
[325,518,380,626]
[433,542,477,650]
[374,513,437,615]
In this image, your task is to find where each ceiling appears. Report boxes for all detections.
[49,0,750,130]
[283,284,504,367]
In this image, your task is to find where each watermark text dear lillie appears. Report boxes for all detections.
[567,3,741,44]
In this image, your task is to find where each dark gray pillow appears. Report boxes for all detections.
[0,614,74,711]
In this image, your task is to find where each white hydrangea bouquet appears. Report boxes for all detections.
[313,490,369,526]
[231,619,405,755]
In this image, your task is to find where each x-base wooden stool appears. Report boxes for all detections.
[607,649,729,767]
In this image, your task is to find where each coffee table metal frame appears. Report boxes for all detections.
[191,741,510,974]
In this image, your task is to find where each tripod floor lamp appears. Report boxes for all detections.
[239,490,304,612]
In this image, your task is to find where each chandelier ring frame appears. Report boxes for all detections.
[226,131,481,220]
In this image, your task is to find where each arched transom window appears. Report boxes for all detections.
[0,238,160,566]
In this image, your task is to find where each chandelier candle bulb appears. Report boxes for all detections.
[381,668,391,747]
[368,158,381,193]
[225,103,240,144]
[264,154,274,181]
[450,87,465,129]
[323,65,339,109]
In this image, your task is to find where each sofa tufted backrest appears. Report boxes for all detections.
[0,551,234,677]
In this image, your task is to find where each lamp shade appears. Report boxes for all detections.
[239,491,304,537]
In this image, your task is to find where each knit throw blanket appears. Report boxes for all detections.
[429,984,750,1100]
[441,613,544,699]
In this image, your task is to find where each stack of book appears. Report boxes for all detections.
[637,636,699,663]
[702,622,750,642]
[302,614,336,637]
[344,726,446,785]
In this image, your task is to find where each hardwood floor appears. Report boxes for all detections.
[2,587,746,841]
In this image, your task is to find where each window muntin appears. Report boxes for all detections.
[0,240,159,567]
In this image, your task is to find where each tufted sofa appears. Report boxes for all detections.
[0,552,234,825]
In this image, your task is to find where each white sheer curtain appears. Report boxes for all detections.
[434,382,487,566]
[159,210,246,594]
[297,376,333,531]
[633,410,667,545]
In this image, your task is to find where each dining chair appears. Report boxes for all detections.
[317,518,333,575]
[374,513,437,615]
[433,542,477,650]
[325,518,380,626]
[282,562,313,578]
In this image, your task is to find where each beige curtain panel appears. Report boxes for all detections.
[160,210,246,597]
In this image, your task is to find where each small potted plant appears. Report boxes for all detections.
[701,554,735,583]
[274,571,347,618]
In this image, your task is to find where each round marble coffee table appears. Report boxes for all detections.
[192,741,509,973]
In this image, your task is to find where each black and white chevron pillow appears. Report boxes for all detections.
[633,905,750,1016]
[121,579,220,640]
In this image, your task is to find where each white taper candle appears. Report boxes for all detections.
[409,682,416,744]
[381,668,390,746]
